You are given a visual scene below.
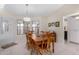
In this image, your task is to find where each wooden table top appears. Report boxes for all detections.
[31,34,47,42]
[31,34,42,41]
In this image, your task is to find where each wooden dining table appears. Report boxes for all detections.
[30,34,54,53]
[31,34,47,46]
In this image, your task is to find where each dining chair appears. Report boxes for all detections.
[27,35,35,54]
[50,32,56,42]
[34,39,48,54]
[33,35,53,55]
[47,32,55,53]
[26,32,32,50]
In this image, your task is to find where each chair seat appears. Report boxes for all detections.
[34,44,50,55]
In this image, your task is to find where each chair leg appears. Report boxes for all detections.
[53,48,54,53]
[26,43,30,50]
[52,43,54,53]
[30,49,34,55]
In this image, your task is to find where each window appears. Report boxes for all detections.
[17,20,24,35]
[32,21,40,34]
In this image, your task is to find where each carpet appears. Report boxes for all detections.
[1,42,17,49]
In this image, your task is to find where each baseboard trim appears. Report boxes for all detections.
[69,41,79,45]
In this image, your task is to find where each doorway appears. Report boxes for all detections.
[63,18,68,42]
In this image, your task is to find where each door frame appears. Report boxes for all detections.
[63,12,79,43]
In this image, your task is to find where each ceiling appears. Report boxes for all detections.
[3,4,63,17]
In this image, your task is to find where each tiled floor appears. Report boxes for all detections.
[0,35,79,55]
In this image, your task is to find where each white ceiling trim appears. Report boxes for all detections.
[3,4,64,17]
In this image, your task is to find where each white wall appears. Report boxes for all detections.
[31,17,49,31]
[47,17,64,43]
[67,17,79,43]
[0,16,17,45]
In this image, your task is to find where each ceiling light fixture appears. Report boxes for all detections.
[23,17,31,22]
[23,4,31,22]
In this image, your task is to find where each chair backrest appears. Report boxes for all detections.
[28,35,35,46]
[46,32,54,48]
[26,31,32,39]
[41,37,48,49]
